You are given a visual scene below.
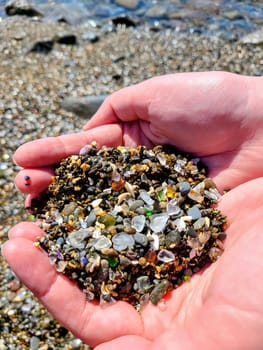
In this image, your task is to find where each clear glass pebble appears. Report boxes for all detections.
[150,213,169,233]
[157,249,175,263]
[179,181,191,196]
[112,232,135,251]
[136,276,151,291]
[131,215,146,232]
[140,191,155,206]
[93,236,112,251]
[187,182,205,203]
[173,217,186,232]
[187,205,202,220]
[134,232,148,246]
[67,229,91,249]
[166,198,181,216]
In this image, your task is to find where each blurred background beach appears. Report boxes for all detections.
[0,0,263,349]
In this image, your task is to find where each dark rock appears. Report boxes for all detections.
[29,40,54,54]
[60,95,108,118]
[55,34,78,45]
[5,0,43,17]
[112,15,137,27]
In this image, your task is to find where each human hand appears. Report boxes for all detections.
[3,178,263,349]
[13,71,263,195]
[4,71,263,349]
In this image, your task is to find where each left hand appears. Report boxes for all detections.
[3,177,263,349]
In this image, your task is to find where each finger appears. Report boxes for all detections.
[2,236,143,347]
[218,177,263,223]
[95,335,152,350]
[14,124,123,168]
[15,167,54,194]
[8,222,44,240]
[83,82,152,131]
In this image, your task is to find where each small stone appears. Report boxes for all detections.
[173,217,186,232]
[166,198,181,216]
[179,181,191,196]
[150,213,169,233]
[112,232,135,251]
[115,0,140,10]
[98,214,116,228]
[136,276,151,292]
[134,232,148,246]
[157,249,175,263]
[165,230,181,248]
[67,229,91,249]
[150,280,170,305]
[129,199,144,211]
[131,215,146,232]
[30,336,40,350]
[85,210,97,227]
[93,236,112,251]
[140,191,155,206]
[187,205,202,220]
[187,182,205,203]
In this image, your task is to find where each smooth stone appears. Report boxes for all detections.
[157,249,175,263]
[136,275,151,291]
[134,232,148,247]
[67,229,91,249]
[55,34,78,45]
[166,198,181,216]
[150,280,170,305]
[187,205,202,220]
[150,213,169,233]
[140,191,155,206]
[61,95,108,118]
[93,236,112,251]
[165,230,181,247]
[173,217,186,232]
[204,188,221,201]
[85,210,97,227]
[129,199,144,211]
[187,182,205,203]
[131,214,146,232]
[193,217,206,230]
[98,214,116,228]
[179,181,191,196]
[30,336,40,350]
[112,232,135,251]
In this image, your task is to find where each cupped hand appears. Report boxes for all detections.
[14,71,263,196]
[3,178,263,349]
[5,71,263,349]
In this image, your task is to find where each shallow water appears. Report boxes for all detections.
[1,0,263,38]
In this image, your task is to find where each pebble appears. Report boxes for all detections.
[149,213,169,233]
[131,215,146,232]
[187,205,202,220]
[112,232,135,251]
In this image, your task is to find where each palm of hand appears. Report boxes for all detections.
[4,179,263,350]
[5,71,263,348]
